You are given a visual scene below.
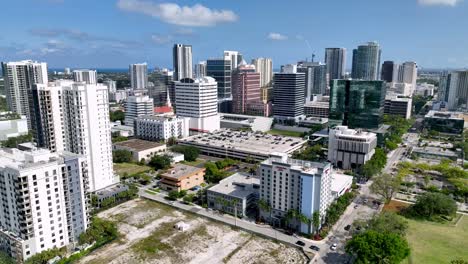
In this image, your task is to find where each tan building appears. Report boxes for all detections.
[112,139,167,162]
[160,164,205,192]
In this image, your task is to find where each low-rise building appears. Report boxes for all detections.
[111,123,134,137]
[165,151,184,163]
[412,146,458,161]
[159,164,205,192]
[330,173,353,200]
[220,113,273,132]
[328,126,377,170]
[259,153,333,234]
[304,99,329,118]
[0,112,28,141]
[113,139,167,162]
[384,94,412,119]
[207,173,260,217]
[134,115,189,142]
[424,110,464,134]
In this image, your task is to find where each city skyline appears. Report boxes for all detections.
[0,0,467,69]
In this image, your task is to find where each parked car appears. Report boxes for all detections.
[354,204,359,209]
[296,241,305,247]
[285,230,294,236]
[309,245,320,251]
[344,225,351,231]
[330,243,337,251]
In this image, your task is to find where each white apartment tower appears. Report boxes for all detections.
[400,62,417,94]
[0,148,89,263]
[328,126,377,170]
[129,63,148,89]
[224,51,242,70]
[175,77,220,133]
[252,58,273,88]
[1,60,48,127]
[30,80,116,192]
[124,95,154,126]
[173,44,193,81]
[73,70,97,84]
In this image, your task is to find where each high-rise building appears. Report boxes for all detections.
[351,42,381,80]
[400,61,418,94]
[30,80,116,192]
[329,79,386,129]
[0,147,89,263]
[328,126,377,170]
[207,59,232,99]
[232,63,269,116]
[252,58,273,88]
[173,44,193,81]
[194,61,207,78]
[297,62,328,101]
[1,60,48,127]
[273,65,306,123]
[446,70,468,110]
[325,48,346,80]
[259,153,333,234]
[175,77,220,133]
[149,69,173,106]
[64,67,71,75]
[129,63,148,89]
[381,61,399,83]
[438,71,451,103]
[73,69,97,84]
[104,80,117,93]
[124,95,154,126]
[224,51,243,70]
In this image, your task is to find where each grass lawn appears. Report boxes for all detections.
[266,129,304,138]
[113,162,152,177]
[180,159,206,167]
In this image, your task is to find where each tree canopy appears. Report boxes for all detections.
[370,173,402,203]
[109,110,125,122]
[148,155,172,170]
[405,192,457,220]
[361,148,387,178]
[171,145,200,162]
[112,149,133,163]
[367,212,408,236]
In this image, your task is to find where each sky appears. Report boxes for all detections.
[0,0,467,69]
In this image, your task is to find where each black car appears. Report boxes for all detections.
[309,245,320,251]
[344,225,351,231]
[296,241,306,247]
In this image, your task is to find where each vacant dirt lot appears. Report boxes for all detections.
[79,198,308,264]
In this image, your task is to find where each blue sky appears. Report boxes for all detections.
[0,0,467,69]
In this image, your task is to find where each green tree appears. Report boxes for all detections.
[111,135,128,143]
[112,149,132,163]
[109,110,125,122]
[361,148,387,178]
[138,174,152,185]
[25,247,65,264]
[79,217,118,245]
[312,211,320,235]
[0,97,8,112]
[171,145,200,161]
[257,199,271,220]
[346,230,410,264]
[406,192,457,220]
[183,193,195,204]
[367,212,408,236]
[370,173,402,204]
[0,251,15,264]
[148,155,172,170]
[167,190,179,200]
[1,133,33,148]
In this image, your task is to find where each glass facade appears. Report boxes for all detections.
[207,59,232,99]
[329,80,386,129]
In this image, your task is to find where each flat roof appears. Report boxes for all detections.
[113,139,165,151]
[178,129,306,156]
[331,173,353,193]
[208,173,260,199]
[425,110,463,120]
[161,163,204,180]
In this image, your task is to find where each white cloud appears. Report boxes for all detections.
[117,0,238,27]
[267,32,287,41]
[418,0,462,6]
[151,34,172,44]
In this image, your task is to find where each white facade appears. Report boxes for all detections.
[109,90,127,102]
[31,80,116,192]
[175,77,220,133]
[328,126,377,170]
[400,62,417,94]
[252,58,273,88]
[135,115,189,142]
[104,80,117,93]
[0,148,89,263]
[124,95,154,126]
[129,63,148,89]
[0,113,28,141]
[1,60,48,127]
[259,153,332,234]
[384,94,412,119]
[173,44,193,81]
[194,61,207,78]
[330,173,353,200]
[73,70,97,84]
[224,51,242,70]
[387,82,413,97]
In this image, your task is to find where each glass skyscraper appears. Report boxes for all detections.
[329,80,386,129]
[351,42,381,81]
[206,59,232,99]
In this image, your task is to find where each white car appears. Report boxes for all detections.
[330,243,337,251]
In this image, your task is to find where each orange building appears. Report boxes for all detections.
[159,164,205,192]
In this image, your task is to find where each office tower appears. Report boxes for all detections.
[232,63,266,115]
[30,80,116,192]
[149,69,173,106]
[297,62,328,101]
[224,51,243,70]
[0,147,89,263]
[446,70,468,110]
[384,94,412,119]
[259,153,332,234]
[381,61,399,83]
[173,44,193,81]
[438,71,450,103]
[400,61,417,93]
[135,115,190,142]
[194,61,207,78]
[174,77,220,133]
[1,60,48,126]
[272,65,306,123]
[129,63,148,89]
[252,58,273,88]
[206,59,232,100]
[329,79,386,129]
[328,126,377,170]
[325,48,346,80]
[124,95,154,126]
[351,42,381,80]
[73,69,97,84]
[104,80,117,94]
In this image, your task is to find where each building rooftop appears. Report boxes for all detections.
[425,110,463,120]
[261,152,330,175]
[137,114,180,122]
[0,148,82,170]
[113,139,165,152]
[208,173,260,199]
[413,146,458,158]
[331,173,354,194]
[178,129,306,156]
[332,126,377,141]
[161,164,204,180]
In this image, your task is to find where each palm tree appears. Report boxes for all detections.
[298,212,312,234]
[284,209,299,230]
[312,211,320,236]
[257,199,272,223]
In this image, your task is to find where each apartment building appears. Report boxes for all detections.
[134,115,189,142]
[159,164,205,192]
